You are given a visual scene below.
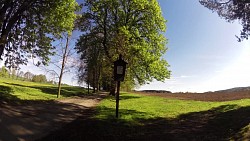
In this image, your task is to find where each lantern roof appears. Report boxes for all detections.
[114,54,128,65]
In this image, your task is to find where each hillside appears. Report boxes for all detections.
[0,77,87,103]
[215,86,250,93]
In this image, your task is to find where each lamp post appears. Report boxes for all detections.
[114,54,127,118]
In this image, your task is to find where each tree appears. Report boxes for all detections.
[57,34,72,98]
[10,68,16,79]
[200,0,250,41]
[32,74,47,83]
[0,0,79,68]
[76,0,170,94]
[0,66,9,77]
[76,31,104,93]
[24,71,33,81]
[42,33,78,98]
[17,70,24,80]
[48,71,57,84]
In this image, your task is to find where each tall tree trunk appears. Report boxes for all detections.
[109,79,116,96]
[57,35,70,98]
[87,81,90,94]
[98,82,101,91]
[0,35,7,60]
[92,68,96,93]
[95,67,98,92]
[96,64,101,92]
[0,44,4,60]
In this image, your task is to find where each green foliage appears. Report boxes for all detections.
[76,0,170,90]
[76,31,103,91]
[0,0,79,68]
[0,66,9,77]
[32,74,47,83]
[199,0,250,41]
[120,77,137,91]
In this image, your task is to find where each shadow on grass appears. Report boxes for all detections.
[0,85,17,103]
[0,84,53,105]
[0,82,88,105]
[119,95,141,100]
[38,104,250,141]
[4,82,87,98]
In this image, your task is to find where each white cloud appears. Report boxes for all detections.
[138,74,198,92]
[179,75,196,78]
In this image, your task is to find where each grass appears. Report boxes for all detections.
[96,93,250,121]
[2,77,250,140]
[90,93,250,140]
[39,92,250,140]
[0,77,87,103]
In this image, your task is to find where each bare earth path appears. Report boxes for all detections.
[0,93,106,141]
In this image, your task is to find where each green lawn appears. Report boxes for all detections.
[92,93,250,140]
[97,93,250,121]
[2,77,250,140]
[0,77,87,102]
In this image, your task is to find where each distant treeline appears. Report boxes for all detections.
[0,66,55,84]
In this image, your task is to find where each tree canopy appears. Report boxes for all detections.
[200,0,250,41]
[0,0,79,68]
[76,0,170,91]
[32,74,47,83]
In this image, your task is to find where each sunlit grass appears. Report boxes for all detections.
[0,77,86,101]
[96,93,250,122]
[91,93,250,140]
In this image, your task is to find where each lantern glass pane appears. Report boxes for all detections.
[117,66,123,74]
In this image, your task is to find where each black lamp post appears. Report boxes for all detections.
[114,54,127,118]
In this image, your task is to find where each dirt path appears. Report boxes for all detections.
[0,93,106,141]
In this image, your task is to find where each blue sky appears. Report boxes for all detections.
[140,0,250,92]
[1,0,250,92]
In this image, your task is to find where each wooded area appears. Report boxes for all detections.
[0,0,170,96]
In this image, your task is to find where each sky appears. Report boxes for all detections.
[140,0,250,92]
[1,0,250,92]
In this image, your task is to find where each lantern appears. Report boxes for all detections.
[114,54,127,81]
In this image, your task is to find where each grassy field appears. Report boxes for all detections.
[93,93,250,140]
[97,93,250,121]
[2,78,250,140]
[41,92,250,141]
[0,77,86,103]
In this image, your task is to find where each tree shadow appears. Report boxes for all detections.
[119,95,141,100]
[38,104,250,141]
[0,85,19,104]
[0,82,105,141]
[0,96,96,141]
[0,83,50,105]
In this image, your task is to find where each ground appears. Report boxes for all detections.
[1,91,250,141]
[137,91,250,102]
[0,94,106,141]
